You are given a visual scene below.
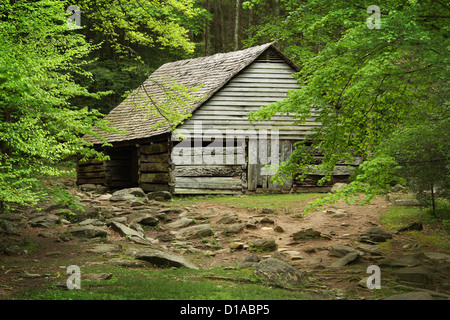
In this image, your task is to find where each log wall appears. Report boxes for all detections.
[138,135,172,193]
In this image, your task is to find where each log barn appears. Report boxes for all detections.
[79,43,358,194]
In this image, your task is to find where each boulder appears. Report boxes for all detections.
[114,187,146,198]
[331,183,346,193]
[328,245,360,258]
[29,214,60,228]
[135,248,198,269]
[250,238,277,252]
[79,218,104,227]
[330,252,360,267]
[172,224,213,239]
[261,208,275,214]
[80,184,97,192]
[360,227,392,243]
[87,244,121,254]
[147,191,172,201]
[378,256,421,268]
[292,228,321,240]
[68,226,108,238]
[393,266,441,285]
[109,188,145,202]
[165,217,195,229]
[223,223,244,236]
[109,221,146,240]
[127,213,159,226]
[217,213,239,224]
[254,258,307,288]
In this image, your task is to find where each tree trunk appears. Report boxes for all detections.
[234,0,240,50]
[205,0,211,55]
[431,182,436,217]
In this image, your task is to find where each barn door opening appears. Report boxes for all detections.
[247,139,292,192]
[105,145,139,189]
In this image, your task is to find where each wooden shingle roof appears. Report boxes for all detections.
[85,43,299,144]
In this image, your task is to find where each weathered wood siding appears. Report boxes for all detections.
[172,142,245,194]
[138,135,172,193]
[76,158,106,185]
[178,54,318,140]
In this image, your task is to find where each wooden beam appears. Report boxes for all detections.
[173,165,242,177]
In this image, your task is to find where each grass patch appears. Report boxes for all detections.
[173,193,323,210]
[11,265,315,300]
[381,200,450,251]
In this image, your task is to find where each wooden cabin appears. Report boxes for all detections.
[79,43,358,194]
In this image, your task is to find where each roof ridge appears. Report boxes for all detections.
[159,42,274,69]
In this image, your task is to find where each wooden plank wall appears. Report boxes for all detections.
[139,136,172,192]
[178,51,319,141]
[76,158,106,185]
[172,142,245,194]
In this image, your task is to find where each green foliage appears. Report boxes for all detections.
[0,0,117,211]
[247,0,449,212]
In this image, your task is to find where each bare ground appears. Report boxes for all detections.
[0,191,449,300]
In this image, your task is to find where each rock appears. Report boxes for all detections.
[127,213,159,226]
[109,221,146,240]
[172,224,213,239]
[360,227,392,243]
[157,233,174,242]
[80,184,97,192]
[223,224,244,236]
[135,248,198,269]
[254,258,307,288]
[114,187,146,198]
[274,225,284,233]
[165,217,195,229]
[282,250,303,260]
[330,252,360,267]
[384,292,434,300]
[393,266,441,285]
[328,245,360,258]
[0,220,21,235]
[250,238,277,252]
[147,191,172,201]
[292,228,321,240]
[229,242,244,250]
[87,244,121,254]
[331,183,346,193]
[79,218,104,227]
[109,194,137,202]
[243,253,261,263]
[217,213,239,224]
[423,252,450,262]
[68,226,108,238]
[357,244,382,255]
[261,208,275,214]
[96,185,108,194]
[83,273,113,281]
[245,218,259,229]
[29,214,60,228]
[260,217,275,224]
[106,258,146,268]
[97,194,112,201]
[397,222,423,232]
[378,257,421,267]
